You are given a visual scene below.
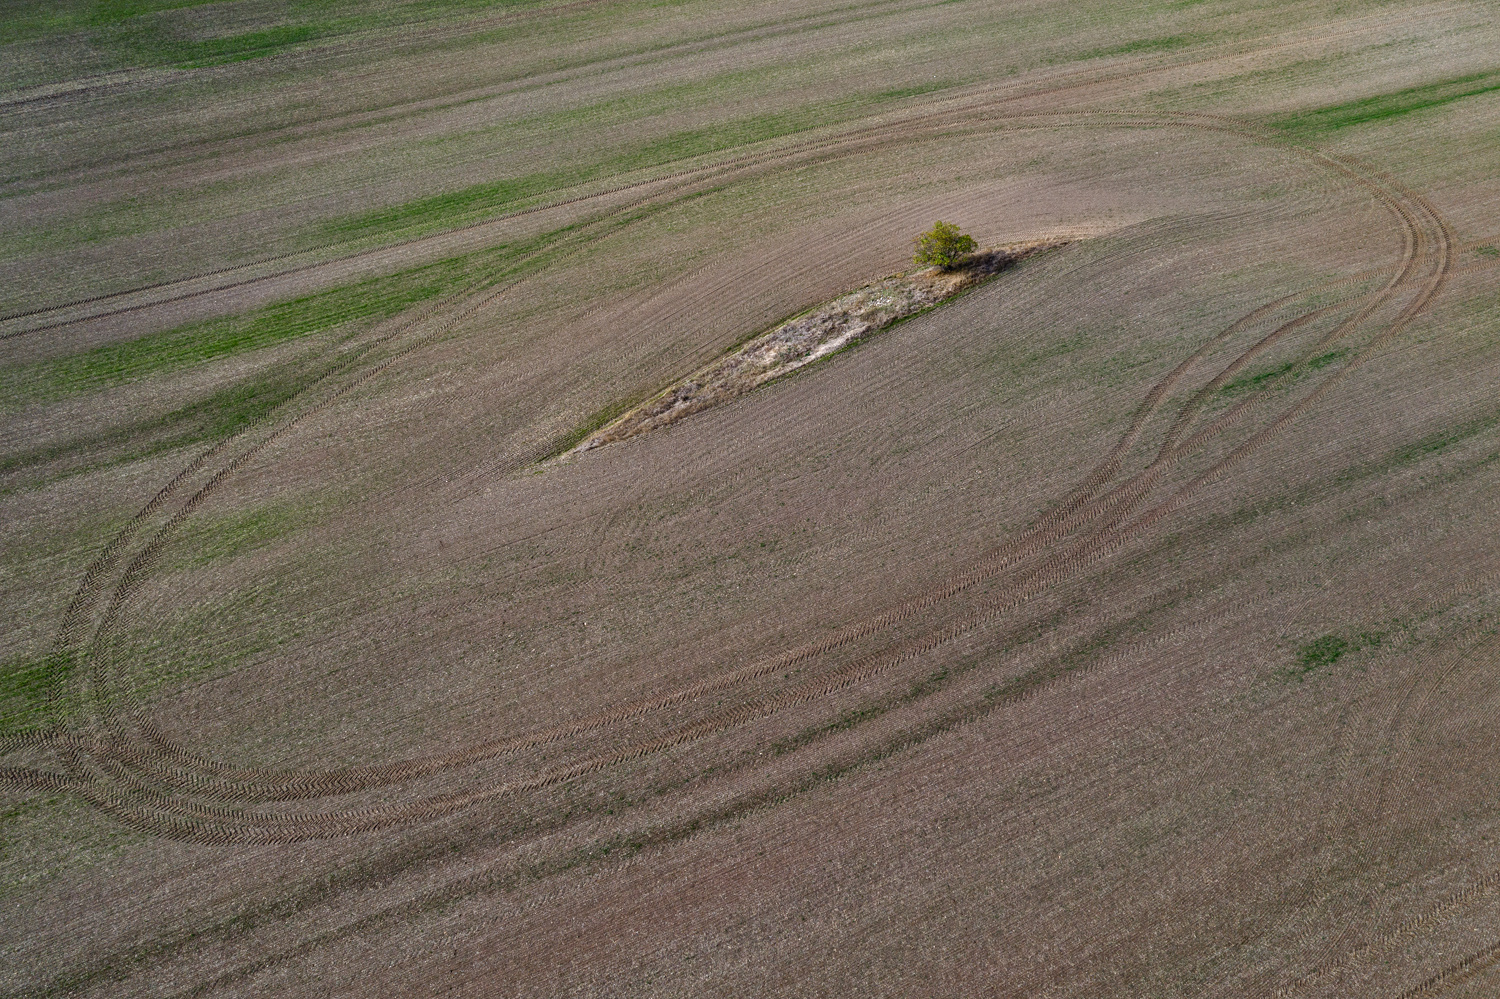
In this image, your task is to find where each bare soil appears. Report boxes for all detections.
[3,1,1500,996]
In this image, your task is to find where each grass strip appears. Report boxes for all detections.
[1,245,528,408]
[322,94,911,243]
[1271,69,1500,134]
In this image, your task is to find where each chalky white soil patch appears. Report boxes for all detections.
[575,241,1069,453]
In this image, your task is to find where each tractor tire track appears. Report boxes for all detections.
[1,110,1453,845]
[38,118,1440,816]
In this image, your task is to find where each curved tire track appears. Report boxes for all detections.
[0,109,1456,846]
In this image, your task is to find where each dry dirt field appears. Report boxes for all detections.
[4,0,1500,995]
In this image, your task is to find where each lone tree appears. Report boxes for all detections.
[913,220,977,269]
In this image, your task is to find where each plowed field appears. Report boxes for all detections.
[4,0,1500,994]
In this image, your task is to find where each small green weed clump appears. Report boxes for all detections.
[1283,630,1384,682]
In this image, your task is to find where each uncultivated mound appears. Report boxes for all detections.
[575,241,1067,452]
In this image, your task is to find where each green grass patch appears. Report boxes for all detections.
[1271,69,1500,134]
[1219,348,1344,397]
[0,651,76,736]
[327,100,865,242]
[172,495,327,568]
[2,246,522,409]
[155,365,311,445]
[0,0,554,54]
[327,171,570,240]
[0,0,215,44]
[161,24,326,68]
[1282,630,1383,682]
[0,226,582,487]
[1358,408,1500,477]
[0,361,312,482]
[1299,634,1349,668]
[42,13,341,70]
[1476,245,1500,258]
[0,249,519,481]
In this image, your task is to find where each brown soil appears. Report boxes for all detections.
[3,2,1500,997]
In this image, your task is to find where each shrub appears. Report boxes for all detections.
[913,220,977,269]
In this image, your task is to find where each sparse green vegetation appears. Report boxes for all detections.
[173,498,326,568]
[1271,69,1500,134]
[0,0,558,65]
[0,361,310,482]
[1077,33,1195,61]
[327,99,890,242]
[1283,630,1384,681]
[0,651,75,736]
[1355,406,1500,477]
[1218,348,1344,396]
[1299,633,1349,667]
[1,245,529,410]
[546,396,646,460]
[0,238,578,485]
[875,80,964,101]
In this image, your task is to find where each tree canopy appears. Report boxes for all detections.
[913,220,977,269]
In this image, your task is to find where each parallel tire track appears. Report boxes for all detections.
[0,108,1455,845]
